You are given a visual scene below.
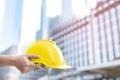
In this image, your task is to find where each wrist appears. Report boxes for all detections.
[9,55,16,66]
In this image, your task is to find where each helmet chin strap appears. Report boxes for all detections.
[35,63,46,69]
[40,63,46,68]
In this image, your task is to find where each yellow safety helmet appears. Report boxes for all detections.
[25,40,71,69]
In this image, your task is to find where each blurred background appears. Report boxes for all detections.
[0,0,120,80]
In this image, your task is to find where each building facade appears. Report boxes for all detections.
[48,0,120,80]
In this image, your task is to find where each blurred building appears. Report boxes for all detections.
[48,0,120,80]
[0,0,23,52]
[36,0,49,40]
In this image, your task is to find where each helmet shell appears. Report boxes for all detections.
[25,40,71,69]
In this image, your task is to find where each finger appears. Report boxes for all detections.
[21,67,31,73]
[29,62,36,68]
[21,64,35,73]
[26,54,39,59]
[36,64,42,69]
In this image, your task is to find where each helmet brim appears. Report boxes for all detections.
[54,65,72,69]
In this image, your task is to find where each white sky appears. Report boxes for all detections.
[71,0,97,18]
[0,0,6,36]
[20,0,41,46]
[46,0,62,17]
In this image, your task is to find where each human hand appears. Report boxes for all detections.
[11,54,39,73]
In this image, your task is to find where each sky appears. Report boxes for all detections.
[20,0,41,46]
[0,0,97,52]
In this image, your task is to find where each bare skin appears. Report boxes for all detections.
[0,54,39,73]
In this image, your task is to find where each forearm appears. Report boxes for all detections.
[0,54,39,73]
[0,55,15,67]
